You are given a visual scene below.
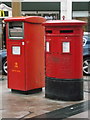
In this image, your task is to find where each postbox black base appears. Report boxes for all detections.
[45,77,83,101]
[11,88,42,95]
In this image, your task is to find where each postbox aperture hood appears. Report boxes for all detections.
[4,16,46,23]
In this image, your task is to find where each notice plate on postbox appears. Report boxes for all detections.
[46,42,50,52]
[62,42,70,53]
[12,46,21,55]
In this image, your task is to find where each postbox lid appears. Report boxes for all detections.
[43,20,86,26]
[4,16,46,23]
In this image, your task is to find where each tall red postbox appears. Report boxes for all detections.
[4,16,46,94]
[43,20,86,101]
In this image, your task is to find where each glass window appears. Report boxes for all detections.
[4,11,8,16]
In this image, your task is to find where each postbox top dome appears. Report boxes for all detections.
[43,20,86,26]
[4,16,46,23]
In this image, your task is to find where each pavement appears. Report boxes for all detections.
[0,74,90,119]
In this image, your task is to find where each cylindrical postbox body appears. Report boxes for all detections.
[4,16,46,94]
[43,20,86,101]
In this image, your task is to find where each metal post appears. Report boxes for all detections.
[0,19,2,49]
[61,0,72,20]
[12,0,21,17]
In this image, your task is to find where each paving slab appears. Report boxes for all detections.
[0,75,90,119]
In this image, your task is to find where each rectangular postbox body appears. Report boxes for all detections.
[43,20,86,101]
[4,16,46,93]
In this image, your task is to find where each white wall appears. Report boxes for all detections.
[0,3,12,17]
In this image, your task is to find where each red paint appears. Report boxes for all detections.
[43,20,86,79]
[5,16,46,91]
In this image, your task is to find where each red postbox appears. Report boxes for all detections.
[43,20,86,101]
[4,16,46,94]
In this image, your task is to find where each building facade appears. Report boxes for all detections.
[0,2,89,20]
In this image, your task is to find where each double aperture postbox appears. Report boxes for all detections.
[4,16,46,93]
[43,20,86,101]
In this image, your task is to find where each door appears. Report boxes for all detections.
[7,22,26,91]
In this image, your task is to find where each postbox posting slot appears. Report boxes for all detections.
[60,30,73,34]
[8,22,24,40]
[46,30,52,34]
